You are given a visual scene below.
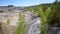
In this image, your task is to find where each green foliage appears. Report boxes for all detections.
[37,5,48,34]
[50,2,60,26]
[38,2,60,34]
[16,13,26,34]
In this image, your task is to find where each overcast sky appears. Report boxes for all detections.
[0,0,55,6]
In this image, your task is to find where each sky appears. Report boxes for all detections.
[0,0,55,6]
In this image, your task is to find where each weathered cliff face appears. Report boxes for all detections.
[0,11,41,34]
[26,18,41,34]
[0,6,41,34]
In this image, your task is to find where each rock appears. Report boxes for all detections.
[47,27,60,34]
[26,18,41,34]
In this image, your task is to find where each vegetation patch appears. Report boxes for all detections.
[16,13,26,34]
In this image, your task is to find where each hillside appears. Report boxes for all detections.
[0,1,60,34]
[0,5,41,34]
[25,1,60,34]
